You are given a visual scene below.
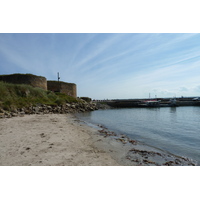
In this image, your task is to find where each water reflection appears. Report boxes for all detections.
[170,107,177,113]
[76,111,92,120]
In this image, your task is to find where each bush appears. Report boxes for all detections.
[80,97,91,102]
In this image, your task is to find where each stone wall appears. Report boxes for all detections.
[0,74,47,90]
[0,74,77,98]
[47,81,77,98]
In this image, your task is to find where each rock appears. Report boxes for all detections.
[0,101,99,118]
[47,106,52,110]
[129,139,137,145]
[175,159,181,165]
[117,138,128,144]
[163,161,175,166]
[11,112,18,117]
[4,112,11,118]
[33,107,39,113]
[71,105,76,109]
[11,108,18,113]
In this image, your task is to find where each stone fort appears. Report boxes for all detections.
[47,81,76,98]
[0,73,77,98]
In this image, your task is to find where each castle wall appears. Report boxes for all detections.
[0,74,77,98]
[47,81,77,98]
[0,74,47,90]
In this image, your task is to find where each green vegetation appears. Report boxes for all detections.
[80,97,92,102]
[0,81,78,111]
[0,73,44,78]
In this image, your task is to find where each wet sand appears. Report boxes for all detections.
[0,114,196,166]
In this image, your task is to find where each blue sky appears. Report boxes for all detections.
[0,33,200,99]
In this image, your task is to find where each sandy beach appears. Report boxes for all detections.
[0,113,196,166]
[0,114,121,166]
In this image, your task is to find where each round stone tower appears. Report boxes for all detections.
[0,74,47,90]
[47,81,77,98]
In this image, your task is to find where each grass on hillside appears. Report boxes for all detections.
[0,81,78,111]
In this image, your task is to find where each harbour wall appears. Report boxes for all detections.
[100,98,200,108]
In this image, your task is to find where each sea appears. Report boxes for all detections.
[76,106,200,165]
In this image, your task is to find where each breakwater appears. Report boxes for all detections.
[97,97,200,108]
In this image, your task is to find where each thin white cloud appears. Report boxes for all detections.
[76,33,200,82]
[72,34,127,70]
[0,43,31,72]
[1,33,200,99]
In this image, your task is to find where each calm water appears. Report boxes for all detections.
[76,106,200,164]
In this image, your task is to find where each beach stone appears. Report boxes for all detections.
[163,161,175,166]
[129,139,137,145]
[11,108,18,113]
[18,112,25,117]
[0,113,5,118]
[33,107,39,112]
[71,105,76,109]
[0,100,99,118]
[11,112,18,117]
[4,113,12,118]
[4,112,10,116]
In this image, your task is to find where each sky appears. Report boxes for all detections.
[0,33,200,100]
[1,1,200,198]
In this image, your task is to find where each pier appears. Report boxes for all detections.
[94,97,200,108]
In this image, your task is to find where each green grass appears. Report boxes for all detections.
[0,81,78,111]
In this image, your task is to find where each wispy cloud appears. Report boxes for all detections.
[0,34,53,76]
[72,34,127,69]
[0,42,32,72]
[1,33,200,99]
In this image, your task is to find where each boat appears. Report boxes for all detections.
[138,98,178,107]
[138,100,161,107]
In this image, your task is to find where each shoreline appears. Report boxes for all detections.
[0,113,197,166]
[76,114,197,166]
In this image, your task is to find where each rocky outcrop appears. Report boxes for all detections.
[0,101,98,118]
